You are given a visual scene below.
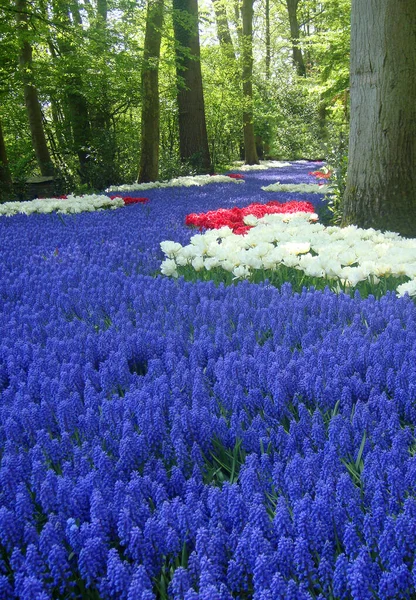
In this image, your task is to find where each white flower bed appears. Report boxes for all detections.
[0,194,124,217]
[261,182,332,194]
[293,159,321,164]
[106,174,244,193]
[231,160,292,171]
[160,212,416,297]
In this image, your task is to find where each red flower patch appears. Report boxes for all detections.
[109,196,149,205]
[308,170,331,179]
[227,173,245,180]
[185,200,315,234]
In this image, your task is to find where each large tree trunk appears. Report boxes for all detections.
[342,0,416,237]
[16,0,54,177]
[0,118,13,199]
[241,0,259,165]
[138,0,164,183]
[285,0,306,77]
[173,0,212,173]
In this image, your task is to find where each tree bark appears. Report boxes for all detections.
[173,0,212,173]
[212,0,236,60]
[53,0,92,184]
[285,0,306,77]
[342,0,416,237]
[265,0,270,80]
[0,118,13,199]
[241,0,259,165]
[138,0,164,183]
[16,0,54,177]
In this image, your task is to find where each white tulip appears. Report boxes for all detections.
[160,241,183,258]
[192,256,205,271]
[160,259,178,277]
[397,279,416,297]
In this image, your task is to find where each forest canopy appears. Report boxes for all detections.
[0,0,350,194]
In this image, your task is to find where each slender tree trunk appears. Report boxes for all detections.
[97,0,107,20]
[138,0,164,183]
[16,0,54,176]
[233,0,243,46]
[173,0,212,173]
[241,0,258,165]
[212,0,236,59]
[0,118,13,199]
[342,0,416,237]
[265,0,270,80]
[318,100,328,142]
[53,0,92,184]
[93,0,110,130]
[286,0,306,77]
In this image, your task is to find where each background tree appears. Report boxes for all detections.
[51,0,92,184]
[173,0,212,172]
[285,0,306,76]
[342,0,416,236]
[16,0,54,177]
[241,0,258,164]
[0,117,12,198]
[138,0,164,183]
[0,0,354,194]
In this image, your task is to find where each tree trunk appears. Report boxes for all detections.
[286,0,306,77]
[241,0,259,165]
[265,0,270,80]
[97,0,107,21]
[173,0,212,173]
[16,0,54,176]
[138,0,164,183]
[318,100,328,142]
[212,0,236,59]
[53,0,92,184]
[0,118,13,199]
[93,0,110,130]
[342,0,416,237]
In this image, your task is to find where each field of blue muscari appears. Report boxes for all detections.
[1,163,416,600]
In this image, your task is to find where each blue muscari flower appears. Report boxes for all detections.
[78,536,108,588]
[378,516,397,568]
[285,579,313,600]
[168,567,192,600]
[102,548,132,599]
[0,575,14,599]
[226,558,248,593]
[15,483,34,521]
[294,535,316,585]
[20,575,50,600]
[273,496,293,540]
[268,572,286,598]
[253,553,277,592]
[347,548,378,600]
[225,483,247,532]
[333,553,349,599]
[343,521,363,559]
[169,466,187,498]
[276,536,294,579]
[47,544,71,594]
[0,507,22,553]
[378,564,413,599]
[127,565,154,600]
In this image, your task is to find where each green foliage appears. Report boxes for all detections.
[0,0,352,190]
[173,263,409,301]
[325,126,349,224]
